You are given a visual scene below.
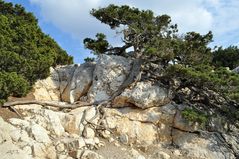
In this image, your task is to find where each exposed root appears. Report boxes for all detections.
[3,100,95,109]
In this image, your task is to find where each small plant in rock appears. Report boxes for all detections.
[182,108,208,126]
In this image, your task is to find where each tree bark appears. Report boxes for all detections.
[3,100,94,109]
[110,58,143,100]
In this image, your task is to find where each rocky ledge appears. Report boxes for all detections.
[1,55,239,159]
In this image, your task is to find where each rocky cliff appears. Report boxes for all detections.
[0,55,238,159]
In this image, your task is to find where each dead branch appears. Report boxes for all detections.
[3,100,95,109]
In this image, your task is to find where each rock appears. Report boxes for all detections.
[81,150,104,159]
[94,137,100,144]
[61,137,86,150]
[0,118,14,143]
[55,143,65,152]
[9,128,30,142]
[172,129,235,159]
[84,138,95,146]
[33,67,60,101]
[222,133,239,155]
[32,143,46,158]
[0,141,32,159]
[113,81,171,109]
[32,143,56,159]
[104,104,176,145]
[30,123,51,143]
[172,150,181,156]
[60,63,95,103]
[108,137,114,143]
[83,127,95,139]
[154,152,170,159]
[119,134,129,144]
[88,54,131,102]
[78,137,86,149]
[208,116,228,132]
[173,110,200,132]
[32,109,65,137]
[9,118,30,129]
[58,154,74,159]
[129,148,146,159]
[112,117,157,145]
[101,130,111,139]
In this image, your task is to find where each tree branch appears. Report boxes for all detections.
[3,100,95,109]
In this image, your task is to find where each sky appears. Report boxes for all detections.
[5,0,239,63]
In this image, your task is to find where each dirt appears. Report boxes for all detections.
[0,107,22,121]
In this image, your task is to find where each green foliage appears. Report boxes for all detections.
[212,46,239,69]
[0,1,73,102]
[84,57,95,62]
[166,64,239,102]
[176,31,213,66]
[182,108,208,125]
[85,4,213,66]
[85,5,178,58]
[0,72,30,102]
[83,33,109,55]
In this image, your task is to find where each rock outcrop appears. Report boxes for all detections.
[1,55,238,159]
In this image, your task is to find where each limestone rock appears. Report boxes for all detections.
[30,123,51,143]
[113,81,171,109]
[104,104,176,145]
[83,127,95,139]
[172,129,235,159]
[60,63,95,103]
[33,67,60,101]
[155,152,170,159]
[173,110,200,132]
[0,141,32,159]
[32,142,56,159]
[88,54,131,102]
[129,148,146,159]
[81,150,104,159]
[104,110,158,145]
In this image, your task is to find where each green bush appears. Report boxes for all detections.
[212,46,239,69]
[0,72,30,103]
[182,108,208,125]
[0,1,73,103]
[166,64,239,102]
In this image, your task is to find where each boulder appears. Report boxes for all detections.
[83,127,95,139]
[103,104,176,145]
[60,63,95,103]
[0,141,32,159]
[88,55,131,102]
[30,123,51,143]
[33,67,60,101]
[172,129,235,159]
[113,81,171,109]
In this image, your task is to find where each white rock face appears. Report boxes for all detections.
[1,55,238,159]
[103,104,176,145]
[88,55,131,102]
[30,123,51,143]
[33,67,60,101]
[83,127,95,139]
[60,63,95,103]
[113,81,171,109]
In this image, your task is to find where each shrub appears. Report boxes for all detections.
[0,1,73,103]
[182,108,208,125]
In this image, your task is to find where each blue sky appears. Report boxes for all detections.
[5,0,239,63]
